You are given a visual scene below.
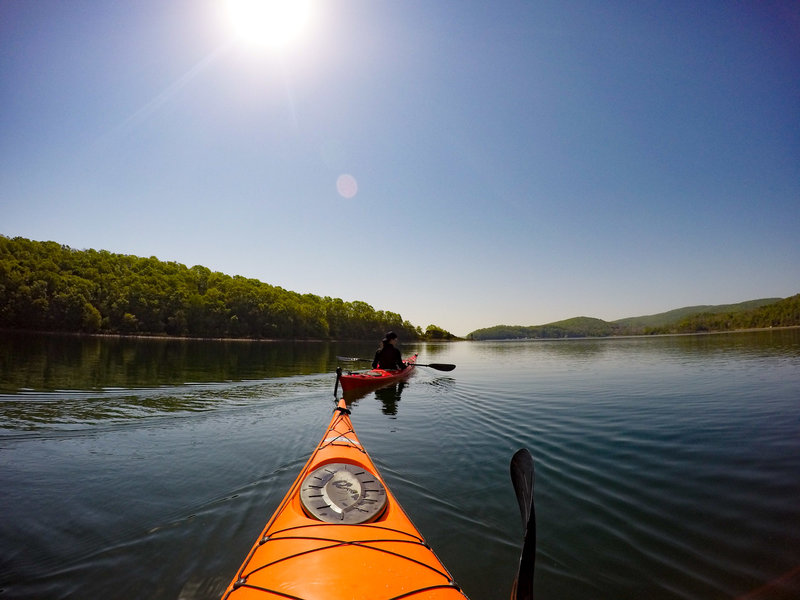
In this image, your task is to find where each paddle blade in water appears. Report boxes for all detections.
[510,448,536,600]
[424,363,456,371]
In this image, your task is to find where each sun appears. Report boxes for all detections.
[224,0,315,50]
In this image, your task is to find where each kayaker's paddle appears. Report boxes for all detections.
[336,356,456,371]
[510,448,536,600]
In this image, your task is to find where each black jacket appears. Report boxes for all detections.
[372,345,404,370]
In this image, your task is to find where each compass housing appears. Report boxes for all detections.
[299,462,388,524]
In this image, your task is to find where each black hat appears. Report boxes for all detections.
[383,331,398,342]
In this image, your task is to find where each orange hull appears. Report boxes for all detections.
[221,398,468,600]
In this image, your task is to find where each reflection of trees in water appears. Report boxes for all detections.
[664,330,800,358]
[414,342,455,358]
[469,331,800,365]
[472,339,608,361]
[0,332,345,392]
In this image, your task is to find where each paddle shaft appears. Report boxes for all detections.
[334,367,342,397]
[336,356,455,371]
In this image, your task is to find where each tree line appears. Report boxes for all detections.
[467,296,800,340]
[0,236,457,340]
[657,295,799,334]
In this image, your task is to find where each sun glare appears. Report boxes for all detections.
[225,0,314,50]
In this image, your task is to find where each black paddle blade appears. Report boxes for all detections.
[423,363,456,371]
[510,448,536,600]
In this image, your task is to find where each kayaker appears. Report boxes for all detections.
[372,331,407,370]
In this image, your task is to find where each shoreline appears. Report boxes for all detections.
[468,325,800,342]
[2,326,798,343]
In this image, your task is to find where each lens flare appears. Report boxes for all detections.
[337,174,358,199]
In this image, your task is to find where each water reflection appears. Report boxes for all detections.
[342,381,407,415]
[374,382,406,415]
[415,342,455,358]
[0,332,344,392]
[0,333,465,394]
[470,338,609,360]
[465,329,800,363]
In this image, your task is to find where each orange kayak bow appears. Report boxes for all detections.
[221,396,469,600]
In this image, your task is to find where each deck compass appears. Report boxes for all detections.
[300,462,387,524]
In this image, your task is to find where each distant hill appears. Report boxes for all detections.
[535,316,623,338]
[468,317,620,340]
[466,296,799,340]
[613,298,781,331]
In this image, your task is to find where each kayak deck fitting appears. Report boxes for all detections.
[221,395,468,599]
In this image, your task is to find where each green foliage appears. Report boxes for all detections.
[0,235,431,340]
[667,294,800,334]
[466,297,800,340]
[423,324,461,340]
[613,298,782,332]
[467,317,620,340]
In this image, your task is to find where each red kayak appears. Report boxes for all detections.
[338,354,418,393]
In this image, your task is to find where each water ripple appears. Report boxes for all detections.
[2,332,799,600]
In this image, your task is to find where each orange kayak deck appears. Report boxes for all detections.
[221,398,468,600]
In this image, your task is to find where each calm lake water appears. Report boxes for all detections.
[1,330,799,599]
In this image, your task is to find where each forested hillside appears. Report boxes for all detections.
[0,236,445,340]
[613,298,781,330]
[467,295,800,340]
[3,236,793,342]
[661,295,800,334]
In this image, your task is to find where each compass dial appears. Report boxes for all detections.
[300,462,387,524]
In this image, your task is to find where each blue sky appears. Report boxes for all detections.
[2,1,798,336]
